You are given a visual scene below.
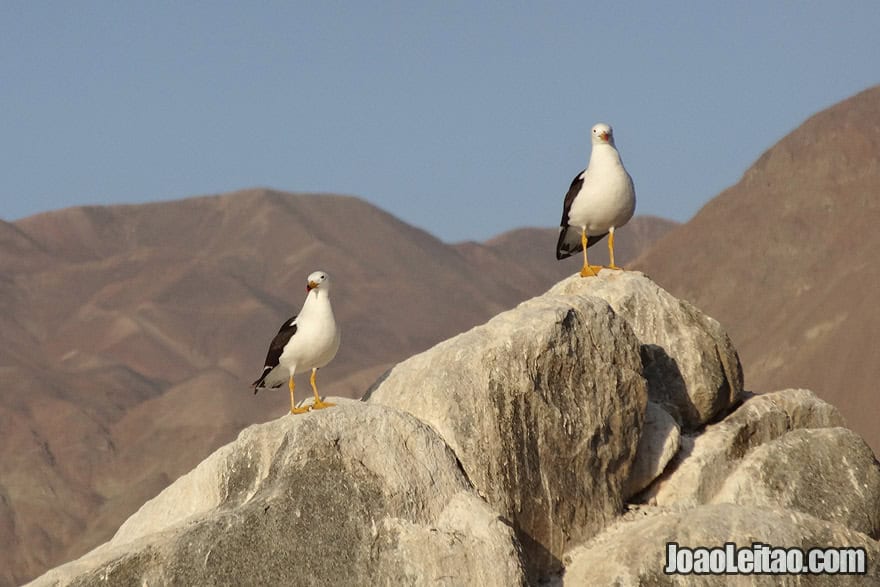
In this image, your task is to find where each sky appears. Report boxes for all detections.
[1,2,878,242]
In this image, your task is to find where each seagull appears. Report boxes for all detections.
[556,123,636,277]
[252,270,341,414]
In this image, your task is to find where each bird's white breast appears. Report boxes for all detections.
[567,146,635,234]
[280,293,340,374]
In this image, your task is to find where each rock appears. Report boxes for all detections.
[564,503,880,586]
[30,270,880,587]
[365,291,647,577]
[640,389,847,506]
[28,400,526,586]
[548,271,744,430]
[623,401,681,499]
[714,427,880,537]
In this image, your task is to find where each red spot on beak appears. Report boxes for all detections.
[600,132,609,142]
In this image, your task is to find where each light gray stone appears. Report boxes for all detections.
[29,400,526,587]
[30,270,880,587]
[549,271,744,430]
[640,389,847,507]
[624,401,681,499]
[564,504,880,586]
[714,427,880,537]
[365,292,647,577]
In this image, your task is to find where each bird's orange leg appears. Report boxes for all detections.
[579,229,601,277]
[309,368,335,410]
[289,376,309,414]
[606,228,623,270]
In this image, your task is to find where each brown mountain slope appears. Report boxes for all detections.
[635,85,880,453]
[0,189,673,585]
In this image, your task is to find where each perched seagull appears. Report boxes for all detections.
[556,122,636,277]
[252,270,341,414]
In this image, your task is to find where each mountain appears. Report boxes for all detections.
[635,84,880,453]
[0,188,672,586]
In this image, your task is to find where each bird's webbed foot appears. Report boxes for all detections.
[579,265,603,277]
[310,399,336,410]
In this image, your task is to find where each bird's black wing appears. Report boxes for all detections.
[252,315,298,391]
[557,171,609,259]
[559,170,585,228]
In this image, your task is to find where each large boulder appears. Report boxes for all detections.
[29,271,880,587]
[549,271,744,430]
[365,290,647,577]
[714,426,880,537]
[564,503,880,586]
[640,389,847,506]
[29,400,526,586]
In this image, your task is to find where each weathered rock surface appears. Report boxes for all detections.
[640,388,848,506]
[564,504,880,586]
[549,271,744,430]
[29,400,526,586]
[714,427,880,537]
[365,287,648,576]
[624,401,681,499]
[29,271,880,587]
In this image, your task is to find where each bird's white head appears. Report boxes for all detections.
[306,270,331,294]
[591,123,615,147]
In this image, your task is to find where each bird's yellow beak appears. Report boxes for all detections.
[307,280,319,292]
[600,131,610,142]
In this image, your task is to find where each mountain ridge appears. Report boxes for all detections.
[634,84,880,454]
[0,187,673,585]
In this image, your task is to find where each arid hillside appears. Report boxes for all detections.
[635,84,880,454]
[0,188,671,586]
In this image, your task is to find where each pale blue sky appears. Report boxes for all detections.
[2,2,878,241]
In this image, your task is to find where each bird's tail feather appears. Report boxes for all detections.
[555,227,609,260]
[252,366,272,394]
[556,226,579,259]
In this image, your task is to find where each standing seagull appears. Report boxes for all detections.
[252,270,341,414]
[556,123,636,277]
